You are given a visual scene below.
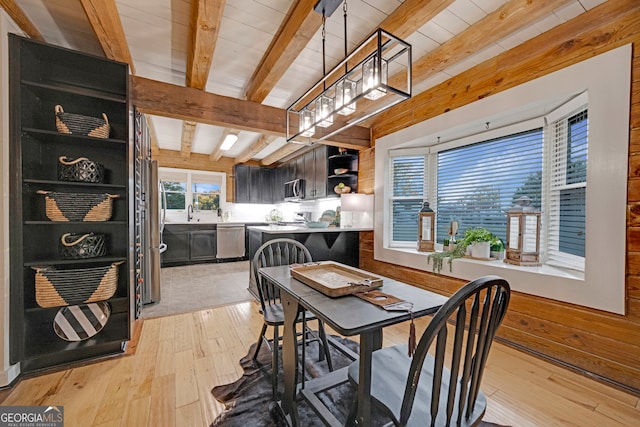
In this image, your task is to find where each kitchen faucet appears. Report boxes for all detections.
[187,204,194,222]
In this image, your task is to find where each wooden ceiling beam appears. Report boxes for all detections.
[131,75,371,149]
[244,0,320,103]
[260,143,306,166]
[407,0,574,88]
[80,0,135,73]
[0,0,44,41]
[371,0,640,138]
[186,0,225,90]
[235,134,278,164]
[180,121,197,159]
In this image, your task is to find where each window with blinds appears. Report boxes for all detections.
[390,155,425,244]
[387,97,588,273]
[437,129,543,243]
[546,107,587,270]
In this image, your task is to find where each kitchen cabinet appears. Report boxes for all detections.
[247,226,360,298]
[234,165,276,203]
[190,230,217,261]
[8,35,131,372]
[161,224,216,266]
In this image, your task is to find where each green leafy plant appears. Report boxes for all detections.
[427,242,467,274]
[461,227,493,245]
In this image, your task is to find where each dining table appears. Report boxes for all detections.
[258,262,447,426]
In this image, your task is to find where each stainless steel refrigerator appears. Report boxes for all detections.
[142,159,165,304]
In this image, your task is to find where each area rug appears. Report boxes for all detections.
[210,336,509,426]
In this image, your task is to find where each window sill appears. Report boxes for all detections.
[388,246,584,282]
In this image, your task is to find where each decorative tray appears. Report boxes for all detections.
[290,261,383,297]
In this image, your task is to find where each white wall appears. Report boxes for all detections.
[0,10,23,386]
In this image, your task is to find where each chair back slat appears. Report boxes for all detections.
[252,239,313,310]
[399,275,510,426]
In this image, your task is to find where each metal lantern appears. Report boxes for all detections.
[417,202,435,252]
[505,196,541,266]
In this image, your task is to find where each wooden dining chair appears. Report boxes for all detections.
[252,238,333,398]
[347,275,510,427]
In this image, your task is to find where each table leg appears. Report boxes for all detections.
[280,291,300,427]
[355,329,383,426]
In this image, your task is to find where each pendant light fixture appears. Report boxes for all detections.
[286,0,412,144]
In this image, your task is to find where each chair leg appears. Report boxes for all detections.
[272,324,280,399]
[317,320,333,371]
[345,393,358,427]
[253,323,267,361]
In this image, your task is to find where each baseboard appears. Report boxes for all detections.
[0,362,20,388]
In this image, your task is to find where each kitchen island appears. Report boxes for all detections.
[247,225,371,298]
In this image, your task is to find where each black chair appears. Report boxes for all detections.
[347,275,510,427]
[252,238,333,397]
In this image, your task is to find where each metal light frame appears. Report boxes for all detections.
[286,27,412,144]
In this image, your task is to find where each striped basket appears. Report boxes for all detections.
[37,190,119,222]
[55,105,110,139]
[33,261,123,308]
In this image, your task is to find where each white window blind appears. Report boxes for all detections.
[545,103,588,271]
[390,155,425,244]
[436,129,543,243]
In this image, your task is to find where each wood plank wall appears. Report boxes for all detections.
[359,1,640,394]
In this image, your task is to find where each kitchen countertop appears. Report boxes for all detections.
[247,225,373,234]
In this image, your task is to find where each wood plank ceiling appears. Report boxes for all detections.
[5,0,606,166]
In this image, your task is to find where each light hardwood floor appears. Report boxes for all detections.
[1,301,639,426]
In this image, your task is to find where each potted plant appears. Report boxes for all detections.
[490,236,505,260]
[462,227,493,259]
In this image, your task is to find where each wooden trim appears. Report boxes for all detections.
[131,75,371,149]
[79,0,135,73]
[259,143,306,166]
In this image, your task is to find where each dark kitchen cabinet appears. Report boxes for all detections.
[235,164,276,203]
[8,35,131,372]
[161,224,217,266]
[190,230,217,261]
[162,228,190,264]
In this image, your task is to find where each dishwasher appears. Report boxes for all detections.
[216,224,246,259]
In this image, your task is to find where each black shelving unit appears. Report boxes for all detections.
[8,34,131,372]
[327,148,359,196]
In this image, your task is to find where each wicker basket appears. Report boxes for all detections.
[59,232,107,259]
[37,190,119,222]
[55,105,110,139]
[58,156,105,183]
[33,261,123,308]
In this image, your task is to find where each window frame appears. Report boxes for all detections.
[374,45,630,315]
[159,167,226,218]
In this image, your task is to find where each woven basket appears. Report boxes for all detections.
[33,261,123,308]
[58,156,105,183]
[55,105,110,139]
[59,233,107,259]
[37,190,119,222]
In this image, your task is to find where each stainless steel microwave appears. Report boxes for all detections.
[284,178,305,201]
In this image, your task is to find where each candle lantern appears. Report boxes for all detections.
[505,196,541,266]
[417,202,435,252]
